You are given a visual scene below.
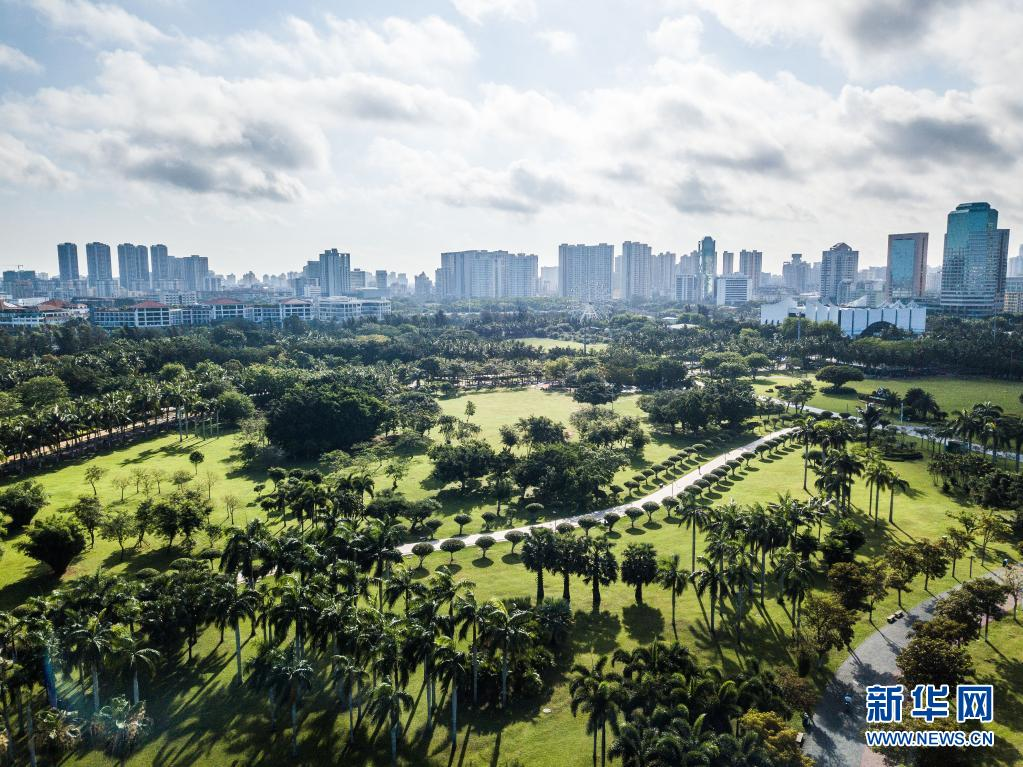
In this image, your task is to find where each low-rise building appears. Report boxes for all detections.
[0,299,90,326]
[760,298,927,336]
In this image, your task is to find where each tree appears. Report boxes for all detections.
[453,513,472,535]
[963,578,1011,639]
[84,466,107,497]
[111,475,131,502]
[428,440,495,492]
[739,710,812,767]
[897,636,974,688]
[655,554,690,635]
[266,383,392,458]
[15,375,68,409]
[521,527,558,604]
[0,481,47,527]
[99,508,135,560]
[581,537,618,612]
[411,542,435,569]
[574,380,618,408]
[569,657,624,767]
[439,539,465,564]
[17,515,86,576]
[800,593,855,667]
[914,539,949,590]
[92,697,152,766]
[188,450,205,475]
[815,365,864,392]
[620,543,657,604]
[476,535,496,560]
[885,545,921,608]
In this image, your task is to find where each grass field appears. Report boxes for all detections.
[972,608,1023,765]
[8,428,1018,765]
[516,336,607,352]
[755,372,1023,418]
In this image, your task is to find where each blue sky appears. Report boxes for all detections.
[1,0,1020,277]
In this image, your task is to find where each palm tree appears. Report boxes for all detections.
[480,599,534,707]
[569,657,624,767]
[677,495,709,571]
[93,696,152,767]
[774,551,814,631]
[367,676,413,767]
[692,554,729,636]
[218,584,259,684]
[887,471,910,524]
[434,636,469,748]
[272,648,314,757]
[454,590,485,706]
[862,459,889,528]
[69,614,116,710]
[111,631,160,705]
[655,554,690,637]
[332,654,368,744]
[580,537,619,613]
[220,520,269,587]
[520,527,558,604]
[857,403,884,448]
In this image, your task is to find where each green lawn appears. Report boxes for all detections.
[972,608,1023,765]
[14,433,1017,766]
[516,336,607,352]
[755,373,1023,418]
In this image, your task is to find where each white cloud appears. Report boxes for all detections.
[0,43,43,73]
[27,0,168,47]
[0,133,74,188]
[451,0,536,24]
[648,15,703,60]
[536,28,578,55]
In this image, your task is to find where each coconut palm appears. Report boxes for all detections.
[692,554,730,636]
[568,657,624,767]
[69,614,116,710]
[111,631,160,705]
[676,496,709,571]
[654,554,690,637]
[480,599,534,708]
[434,636,469,747]
[366,676,413,767]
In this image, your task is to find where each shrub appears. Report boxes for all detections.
[505,530,526,553]
[578,516,599,535]
[625,507,644,529]
[556,522,576,534]
[0,481,47,527]
[603,512,622,532]
[641,501,660,523]
[411,542,435,568]
[476,536,496,559]
[17,515,86,576]
[454,513,473,535]
[424,518,443,538]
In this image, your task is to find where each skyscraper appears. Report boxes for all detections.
[783,254,810,294]
[117,243,150,290]
[621,241,653,301]
[319,249,351,297]
[1006,245,1023,278]
[85,242,112,287]
[820,242,859,303]
[437,250,537,299]
[738,249,763,297]
[653,252,676,297]
[150,244,173,287]
[698,236,717,296]
[558,243,614,301]
[721,251,734,276]
[940,202,1010,318]
[57,243,79,282]
[180,255,210,292]
[886,233,928,300]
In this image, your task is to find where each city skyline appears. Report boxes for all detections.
[2,1,1022,274]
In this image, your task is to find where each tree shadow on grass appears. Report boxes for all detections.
[471,557,494,569]
[500,552,521,566]
[572,610,621,656]
[622,603,665,644]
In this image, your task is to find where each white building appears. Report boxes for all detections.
[820,243,859,303]
[653,252,676,297]
[437,250,538,299]
[675,273,704,302]
[0,299,90,327]
[558,243,613,301]
[621,241,653,301]
[715,274,751,306]
[759,298,926,336]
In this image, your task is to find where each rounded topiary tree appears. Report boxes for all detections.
[411,542,435,569]
[505,530,526,554]
[663,497,679,516]
[454,513,473,536]
[641,501,660,523]
[608,484,624,500]
[476,535,496,560]
[424,518,443,538]
[440,538,466,564]
[603,512,622,532]
[556,522,576,535]
[524,502,544,520]
[625,507,644,529]
[578,517,599,536]
[631,474,646,485]
[624,480,640,495]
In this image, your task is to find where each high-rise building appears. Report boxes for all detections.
[738,249,763,297]
[437,250,537,299]
[721,251,734,276]
[653,252,676,297]
[698,236,717,296]
[117,244,150,290]
[414,272,433,297]
[86,242,112,287]
[621,241,653,301]
[783,254,810,294]
[319,249,351,297]
[886,233,928,300]
[57,243,79,283]
[1004,276,1023,313]
[820,242,859,303]
[940,202,1010,318]
[150,244,174,287]
[375,269,389,293]
[715,274,751,306]
[179,255,210,293]
[351,269,368,289]
[558,243,613,301]
[1006,246,1023,278]
[539,266,559,295]
[678,252,700,275]
[675,273,704,302]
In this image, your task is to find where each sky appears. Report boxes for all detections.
[1,0,1022,277]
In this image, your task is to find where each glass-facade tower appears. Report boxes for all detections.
[940,202,1009,318]
[886,232,928,300]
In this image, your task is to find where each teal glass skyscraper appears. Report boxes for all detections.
[940,202,1009,317]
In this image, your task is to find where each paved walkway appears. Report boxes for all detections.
[805,570,1005,767]
[397,427,795,556]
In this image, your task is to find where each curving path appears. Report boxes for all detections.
[397,427,795,556]
[804,570,1005,767]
